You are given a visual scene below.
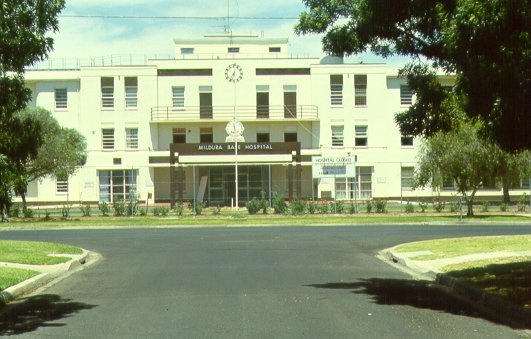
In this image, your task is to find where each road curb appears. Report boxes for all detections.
[384,249,531,329]
[0,250,91,309]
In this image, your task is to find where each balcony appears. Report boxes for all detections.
[151,105,319,122]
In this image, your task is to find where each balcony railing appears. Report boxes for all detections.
[151,105,319,122]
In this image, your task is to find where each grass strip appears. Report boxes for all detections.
[393,235,531,260]
[0,267,40,290]
[0,241,83,265]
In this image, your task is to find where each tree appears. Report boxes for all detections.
[13,107,87,208]
[0,0,65,217]
[296,0,530,152]
[414,123,501,216]
[497,150,531,203]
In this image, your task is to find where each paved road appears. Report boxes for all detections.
[0,225,530,338]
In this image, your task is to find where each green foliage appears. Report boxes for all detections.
[153,206,170,217]
[290,198,307,215]
[61,204,72,218]
[348,202,358,214]
[296,0,530,151]
[499,203,508,212]
[22,208,34,218]
[80,204,91,217]
[246,198,264,215]
[98,202,111,217]
[138,208,147,216]
[272,192,287,214]
[517,193,529,212]
[405,201,415,214]
[308,200,318,214]
[211,205,222,215]
[189,201,204,215]
[374,199,387,213]
[113,200,126,217]
[365,200,373,213]
[419,202,428,213]
[481,201,490,213]
[318,201,330,214]
[432,196,445,213]
[173,202,184,216]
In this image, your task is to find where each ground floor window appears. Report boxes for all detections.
[99,169,138,202]
[206,166,268,205]
[333,166,373,200]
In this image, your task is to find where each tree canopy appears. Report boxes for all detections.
[296,0,530,151]
[0,0,66,218]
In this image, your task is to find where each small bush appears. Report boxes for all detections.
[374,199,387,213]
[449,201,458,213]
[246,198,263,215]
[174,202,185,216]
[211,205,222,215]
[139,208,147,216]
[42,210,52,221]
[113,200,126,216]
[10,205,21,218]
[80,204,91,217]
[481,201,490,213]
[318,201,330,214]
[499,203,508,212]
[272,192,287,214]
[98,202,111,216]
[153,206,170,216]
[366,200,373,213]
[334,200,345,214]
[308,200,318,214]
[432,196,445,213]
[517,193,528,212]
[290,198,307,215]
[419,202,428,213]
[61,204,72,218]
[348,202,358,214]
[189,201,204,215]
[23,207,34,218]
[405,201,415,213]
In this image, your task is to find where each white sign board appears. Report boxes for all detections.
[312,156,356,178]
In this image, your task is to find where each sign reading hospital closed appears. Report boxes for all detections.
[312,156,356,178]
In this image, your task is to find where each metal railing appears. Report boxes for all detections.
[151,105,319,121]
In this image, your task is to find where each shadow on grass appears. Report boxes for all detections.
[0,294,96,335]
[446,261,531,310]
[307,278,530,329]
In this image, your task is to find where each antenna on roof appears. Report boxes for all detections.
[225,0,231,35]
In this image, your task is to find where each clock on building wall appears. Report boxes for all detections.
[225,118,245,142]
[225,63,243,83]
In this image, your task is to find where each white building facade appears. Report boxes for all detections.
[21,35,529,206]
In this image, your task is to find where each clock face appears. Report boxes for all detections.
[226,119,244,135]
[225,63,243,83]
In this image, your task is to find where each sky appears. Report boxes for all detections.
[46,0,408,67]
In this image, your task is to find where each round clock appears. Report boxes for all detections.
[225,118,244,136]
[225,63,243,83]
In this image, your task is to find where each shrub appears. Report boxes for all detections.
[366,200,373,213]
[290,198,307,215]
[98,202,111,216]
[348,202,358,214]
[517,193,528,212]
[189,201,204,215]
[449,201,458,213]
[419,202,428,213]
[42,210,52,221]
[432,196,445,213]
[61,204,72,218]
[481,201,490,213]
[333,200,345,214]
[318,201,330,214]
[246,198,263,215]
[211,205,222,215]
[405,201,415,213]
[80,204,91,217]
[374,199,387,213]
[10,205,21,218]
[23,207,34,218]
[113,200,127,216]
[153,206,170,216]
[308,200,318,214]
[139,208,147,216]
[174,201,185,216]
[499,203,508,212]
[272,192,287,214]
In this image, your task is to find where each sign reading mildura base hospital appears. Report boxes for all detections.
[171,142,300,156]
[312,156,356,178]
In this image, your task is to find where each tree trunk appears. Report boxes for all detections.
[21,192,27,213]
[467,188,478,217]
[502,176,511,203]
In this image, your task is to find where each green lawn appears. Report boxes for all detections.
[0,267,39,290]
[0,240,83,265]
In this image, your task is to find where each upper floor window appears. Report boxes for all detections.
[125,128,138,149]
[125,77,138,108]
[284,132,297,142]
[173,128,186,144]
[200,127,213,143]
[180,48,194,55]
[101,77,114,109]
[56,175,68,194]
[172,86,185,108]
[330,74,343,105]
[199,86,213,119]
[256,85,270,119]
[228,47,240,53]
[400,85,413,105]
[331,125,344,147]
[54,88,67,110]
[401,135,414,147]
[355,125,368,147]
[102,128,115,150]
[269,47,281,53]
[283,85,297,118]
[354,75,367,106]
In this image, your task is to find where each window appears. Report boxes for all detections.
[228,47,240,53]
[56,176,68,194]
[401,167,414,190]
[330,75,343,105]
[401,135,414,146]
[354,75,367,106]
[331,125,344,147]
[400,85,413,105]
[172,86,185,108]
[199,86,212,119]
[102,128,115,150]
[125,77,138,108]
[55,88,67,109]
[284,132,297,142]
[269,47,281,53]
[443,176,455,190]
[256,86,269,119]
[101,77,114,108]
[180,48,194,54]
[125,128,138,149]
[173,127,186,144]
[257,133,270,143]
[355,125,368,147]
[200,127,213,143]
[355,167,373,199]
[98,169,138,203]
[284,85,297,118]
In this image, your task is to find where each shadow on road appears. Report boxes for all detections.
[0,294,96,335]
[307,278,530,330]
